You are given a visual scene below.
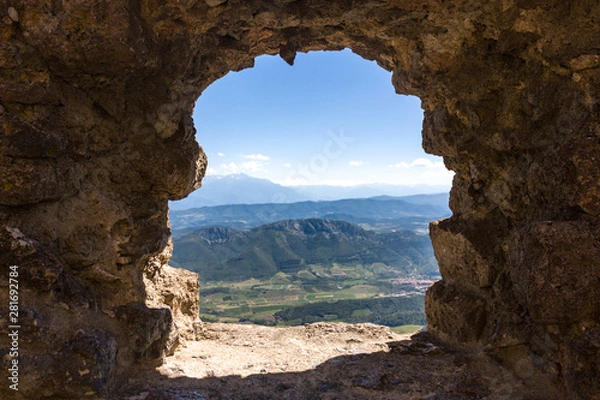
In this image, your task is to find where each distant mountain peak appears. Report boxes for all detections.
[193,226,244,244]
[170,174,309,209]
[263,218,367,237]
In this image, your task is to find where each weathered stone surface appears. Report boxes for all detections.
[0,0,599,398]
[425,280,489,345]
[145,248,201,341]
[430,219,496,290]
[509,221,600,325]
[116,303,175,362]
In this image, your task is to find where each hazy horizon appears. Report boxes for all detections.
[202,172,451,189]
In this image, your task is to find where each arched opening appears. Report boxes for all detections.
[167,48,453,338]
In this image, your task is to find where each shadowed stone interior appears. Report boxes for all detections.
[0,1,598,398]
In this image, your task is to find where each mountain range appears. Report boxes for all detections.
[169,173,450,210]
[171,218,439,282]
[168,186,449,327]
[170,194,451,235]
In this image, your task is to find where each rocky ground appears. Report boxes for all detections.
[116,322,558,400]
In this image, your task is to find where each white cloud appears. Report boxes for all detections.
[283,163,292,168]
[388,161,410,169]
[205,167,219,176]
[212,160,269,175]
[388,158,444,169]
[242,160,268,171]
[242,154,270,161]
[216,162,241,174]
[348,160,364,167]
[384,157,454,185]
[208,153,271,176]
[411,158,434,168]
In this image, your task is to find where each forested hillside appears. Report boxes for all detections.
[172,219,439,282]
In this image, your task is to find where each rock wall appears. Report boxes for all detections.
[0,0,598,398]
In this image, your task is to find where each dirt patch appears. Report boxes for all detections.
[159,322,405,378]
[118,322,557,400]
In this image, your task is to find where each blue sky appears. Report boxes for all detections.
[193,49,453,187]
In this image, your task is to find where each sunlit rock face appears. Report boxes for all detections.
[1,1,598,398]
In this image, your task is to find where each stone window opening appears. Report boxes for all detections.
[163,47,449,329]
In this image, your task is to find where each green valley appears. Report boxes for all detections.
[171,217,439,327]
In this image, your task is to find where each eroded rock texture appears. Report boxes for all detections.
[0,0,598,398]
